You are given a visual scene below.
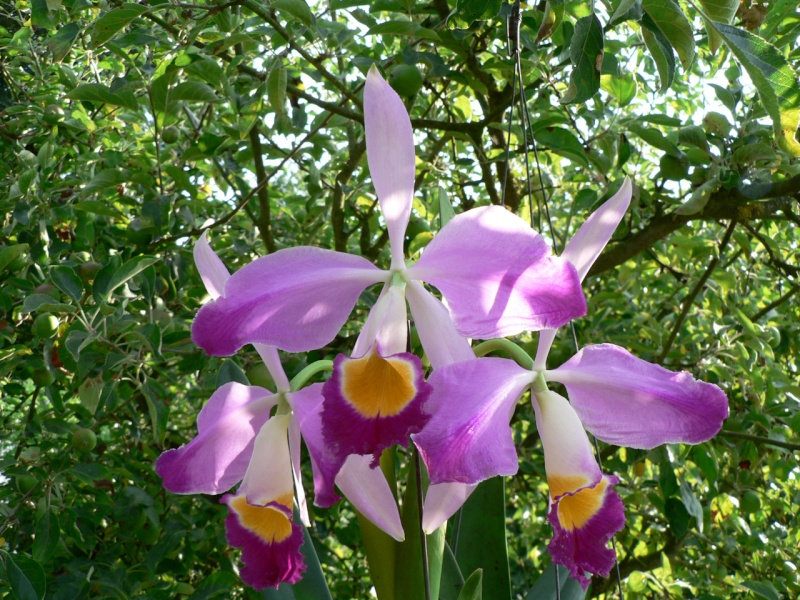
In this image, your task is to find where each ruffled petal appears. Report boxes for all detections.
[533,389,625,590]
[194,231,230,300]
[546,344,729,448]
[422,482,477,534]
[405,281,474,370]
[336,454,405,541]
[561,178,632,283]
[408,206,586,338]
[222,493,306,589]
[414,358,532,485]
[322,347,431,469]
[365,66,415,270]
[192,247,385,355]
[156,383,277,494]
[241,414,294,507]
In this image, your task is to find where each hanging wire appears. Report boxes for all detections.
[503,1,624,597]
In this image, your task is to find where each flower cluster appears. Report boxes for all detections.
[156,66,728,591]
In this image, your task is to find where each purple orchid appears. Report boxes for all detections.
[156,234,405,590]
[413,179,729,588]
[188,66,587,507]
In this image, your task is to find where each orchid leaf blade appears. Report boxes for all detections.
[439,542,465,600]
[452,477,510,600]
[524,563,586,600]
[456,569,483,600]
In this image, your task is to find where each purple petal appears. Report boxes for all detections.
[405,281,474,369]
[546,475,625,590]
[156,383,277,494]
[413,358,532,485]
[223,493,306,589]
[322,347,431,468]
[192,247,385,355]
[365,66,415,270]
[562,178,632,282]
[336,454,405,541]
[408,206,586,338]
[194,231,230,299]
[546,344,729,448]
[290,383,341,508]
[533,389,625,589]
[422,482,477,534]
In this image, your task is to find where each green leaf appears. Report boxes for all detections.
[31,0,54,30]
[49,23,80,62]
[93,256,159,302]
[32,511,61,563]
[49,266,83,303]
[455,0,502,22]
[439,543,465,600]
[640,15,674,94]
[525,563,586,600]
[740,580,782,600]
[676,175,719,215]
[91,4,149,47]
[142,377,169,446]
[368,21,440,41]
[609,0,641,27]
[710,22,800,155]
[271,0,316,27]
[698,0,738,54]
[664,497,690,538]
[534,127,589,167]
[732,142,778,165]
[268,67,288,117]
[641,0,695,69]
[680,480,704,531]
[67,83,139,110]
[0,244,29,273]
[454,477,510,600]
[438,187,456,228]
[2,551,46,600]
[216,359,249,387]
[21,294,75,314]
[170,81,220,104]
[457,569,482,600]
[627,123,683,158]
[560,14,603,105]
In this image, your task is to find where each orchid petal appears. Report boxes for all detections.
[322,347,431,467]
[194,231,230,299]
[422,482,477,534]
[156,383,277,494]
[222,493,306,589]
[336,454,405,541]
[533,389,625,589]
[287,383,341,507]
[241,414,294,507]
[255,343,291,393]
[546,344,729,448]
[405,281,474,369]
[288,414,309,527]
[408,206,586,338]
[353,284,407,357]
[414,358,532,485]
[365,66,415,270]
[562,178,632,282]
[192,247,385,355]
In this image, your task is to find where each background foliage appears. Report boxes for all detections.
[1,0,799,598]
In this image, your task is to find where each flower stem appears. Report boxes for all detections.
[473,338,534,369]
[289,360,333,391]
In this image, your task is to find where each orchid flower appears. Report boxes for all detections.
[156,233,404,590]
[190,64,586,370]
[413,179,729,588]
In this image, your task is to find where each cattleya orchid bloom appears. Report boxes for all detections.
[190,65,586,497]
[414,179,729,588]
[156,234,405,589]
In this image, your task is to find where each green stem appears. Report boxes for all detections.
[289,360,333,391]
[473,338,534,369]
